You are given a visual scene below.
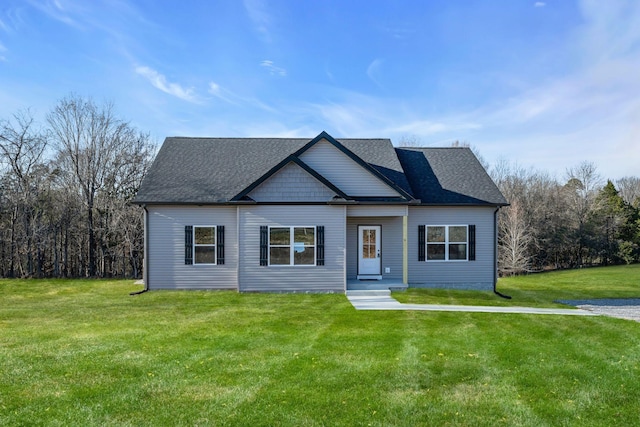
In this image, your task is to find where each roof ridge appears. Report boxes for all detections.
[167,136,392,141]
[396,146,470,149]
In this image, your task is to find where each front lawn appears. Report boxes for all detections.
[1,272,639,426]
[393,264,640,308]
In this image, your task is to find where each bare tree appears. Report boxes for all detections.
[616,176,640,207]
[0,110,49,277]
[499,200,534,275]
[47,95,153,277]
[564,161,603,266]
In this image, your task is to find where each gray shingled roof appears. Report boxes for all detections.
[395,147,508,205]
[133,136,411,204]
[133,135,507,206]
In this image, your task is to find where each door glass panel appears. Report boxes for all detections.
[362,229,376,259]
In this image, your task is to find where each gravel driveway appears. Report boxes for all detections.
[557,299,640,322]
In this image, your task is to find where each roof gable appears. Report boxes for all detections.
[235,156,348,202]
[246,161,341,202]
[295,132,413,200]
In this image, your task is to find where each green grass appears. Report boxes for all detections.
[393,264,640,308]
[1,269,640,426]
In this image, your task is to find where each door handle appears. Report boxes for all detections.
[377,250,381,258]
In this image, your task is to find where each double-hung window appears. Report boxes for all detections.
[185,225,224,265]
[426,225,468,261]
[194,226,216,264]
[269,226,316,266]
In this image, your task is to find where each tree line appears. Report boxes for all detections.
[1,97,638,278]
[494,160,640,275]
[0,95,154,278]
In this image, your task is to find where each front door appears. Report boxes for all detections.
[358,225,381,279]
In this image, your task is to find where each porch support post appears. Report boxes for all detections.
[402,215,408,284]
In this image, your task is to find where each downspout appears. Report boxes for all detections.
[493,206,511,300]
[130,205,150,295]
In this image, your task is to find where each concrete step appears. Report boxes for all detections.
[345,290,391,297]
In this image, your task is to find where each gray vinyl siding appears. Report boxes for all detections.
[248,162,336,202]
[239,205,346,292]
[299,139,400,197]
[346,216,404,281]
[408,206,496,290]
[146,205,238,290]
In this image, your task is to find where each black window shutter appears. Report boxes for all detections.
[260,226,268,266]
[185,225,193,265]
[418,225,426,261]
[468,225,476,261]
[316,226,325,266]
[217,226,225,265]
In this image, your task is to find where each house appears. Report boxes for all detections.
[133,131,507,292]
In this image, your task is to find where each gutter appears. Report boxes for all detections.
[130,205,150,296]
[493,206,511,300]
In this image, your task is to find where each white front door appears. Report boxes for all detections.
[358,225,381,279]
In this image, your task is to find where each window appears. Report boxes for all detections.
[426,225,468,261]
[269,226,316,266]
[185,225,224,265]
[194,226,216,264]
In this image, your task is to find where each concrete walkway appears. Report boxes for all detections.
[346,290,598,316]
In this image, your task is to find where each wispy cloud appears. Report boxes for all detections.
[534,2,546,7]
[387,119,481,137]
[208,81,238,105]
[381,23,416,40]
[208,81,277,113]
[27,0,82,29]
[135,66,199,103]
[260,60,287,77]
[0,41,6,61]
[244,0,272,42]
[440,0,640,178]
[0,17,9,33]
[481,0,640,127]
[366,58,384,88]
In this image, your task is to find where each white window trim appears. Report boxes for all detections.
[425,225,468,262]
[193,225,217,265]
[268,226,316,267]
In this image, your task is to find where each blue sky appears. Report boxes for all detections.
[1,0,639,180]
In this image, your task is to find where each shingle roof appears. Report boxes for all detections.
[395,147,508,205]
[133,133,507,206]
[133,135,410,204]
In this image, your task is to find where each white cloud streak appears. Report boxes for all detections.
[135,66,199,103]
[0,17,9,32]
[208,81,277,113]
[244,0,272,42]
[260,60,287,77]
[366,58,384,88]
[27,0,82,29]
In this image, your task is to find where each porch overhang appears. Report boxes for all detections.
[346,205,408,217]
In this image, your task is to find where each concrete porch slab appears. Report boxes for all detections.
[346,279,408,291]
